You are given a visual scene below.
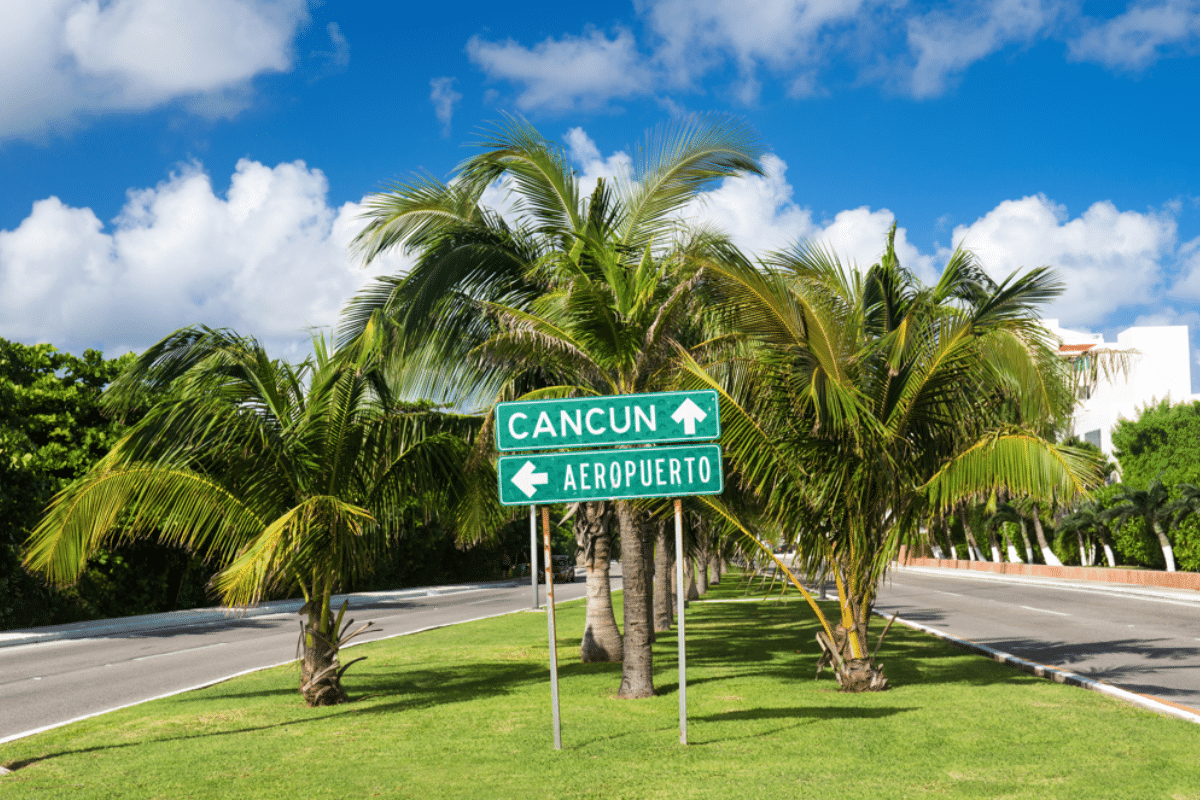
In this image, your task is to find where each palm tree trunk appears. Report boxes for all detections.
[685,556,699,600]
[1030,504,1062,566]
[709,554,720,585]
[958,507,985,561]
[1002,525,1023,562]
[578,502,623,663]
[299,578,349,706]
[615,499,654,698]
[1098,525,1117,567]
[696,542,710,596]
[653,518,673,632]
[986,525,1002,563]
[1017,517,1034,563]
[1151,520,1177,572]
[927,518,945,559]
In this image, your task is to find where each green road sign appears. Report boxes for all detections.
[498,444,723,506]
[495,390,720,452]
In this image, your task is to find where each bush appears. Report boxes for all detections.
[1173,515,1200,573]
[1110,515,1163,569]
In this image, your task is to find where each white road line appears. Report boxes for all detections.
[1019,605,1070,617]
[133,642,227,661]
[934,590,964,597]
[0,604,540,746]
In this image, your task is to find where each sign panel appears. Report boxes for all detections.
[498,444,723,506]
[495,390,720,452]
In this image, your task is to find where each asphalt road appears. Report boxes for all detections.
[875,566,1200,713]
[0,572,608,743]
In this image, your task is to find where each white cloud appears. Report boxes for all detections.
[563,133,1191,336]
[1068,0,1200,70]
[643,0,869,99]
[905,0,1060,97]
[1165,233,1200,298]
[678,153,936,278]
[564,127,633,198]
[430,77,462,137]
[0,159,408,359]
[316,21,351,69]
[0,0,307,141]
[947,195,1178,327]
[465,2,1200,109]
[466,27,656,111]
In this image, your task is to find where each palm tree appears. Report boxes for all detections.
[23,327,483,705]
[1021,498,1063,566]
[1104,478,1177,572]
[1166,482,1200,530]
[345,115,764,698]
[985,502,1027,563]
[682,227,1100,690]
[1056,500,1117,567]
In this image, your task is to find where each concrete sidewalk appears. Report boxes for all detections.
[897,548,1200,592]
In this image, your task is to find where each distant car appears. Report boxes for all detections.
[538,555,577,584]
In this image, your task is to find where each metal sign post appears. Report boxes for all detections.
[543,506,562,750]
[529,504,539,610]
[674,498,687,745]
[494,390,723,750]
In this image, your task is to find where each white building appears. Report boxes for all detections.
[1043,319,1195,458]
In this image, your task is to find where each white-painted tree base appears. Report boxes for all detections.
[1007,546,1023,563]
[1041,547,1063,567]
[1103,544,1116,568]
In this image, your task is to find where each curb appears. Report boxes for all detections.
[0,581,517,650]
[895,552,1200,593]
[875,609,1200,726]
[891,565,1200,607]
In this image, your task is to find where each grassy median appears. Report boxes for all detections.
[2,570,1198,799]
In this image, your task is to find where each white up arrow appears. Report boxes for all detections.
[511,460,549,498]
[671,398,708,435]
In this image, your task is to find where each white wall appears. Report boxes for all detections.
[1043,319,1194,458]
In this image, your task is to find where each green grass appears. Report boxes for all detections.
[3,570,1199,799]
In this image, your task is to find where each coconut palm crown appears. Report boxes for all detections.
[343,114,765,698]
[682,226,1103,690]
[24,326,485,705]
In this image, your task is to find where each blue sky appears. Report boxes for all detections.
[1,1,1198,388]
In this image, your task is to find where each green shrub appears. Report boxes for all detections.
[1110,515,1162,568]
[1172,515,1200,572]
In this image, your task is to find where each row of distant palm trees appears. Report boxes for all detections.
[980,478,1199,572]
[24,115,1102,703]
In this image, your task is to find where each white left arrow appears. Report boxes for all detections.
[512,460,549,498]
[671,398,708,435]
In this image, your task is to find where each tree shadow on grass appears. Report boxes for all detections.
[203,660,549,713]
[2,714,339,773]
[671,600,1037,691]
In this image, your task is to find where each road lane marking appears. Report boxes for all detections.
[935,590,964,597]
[1019,605,1070,617]
[133,642,227,661]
